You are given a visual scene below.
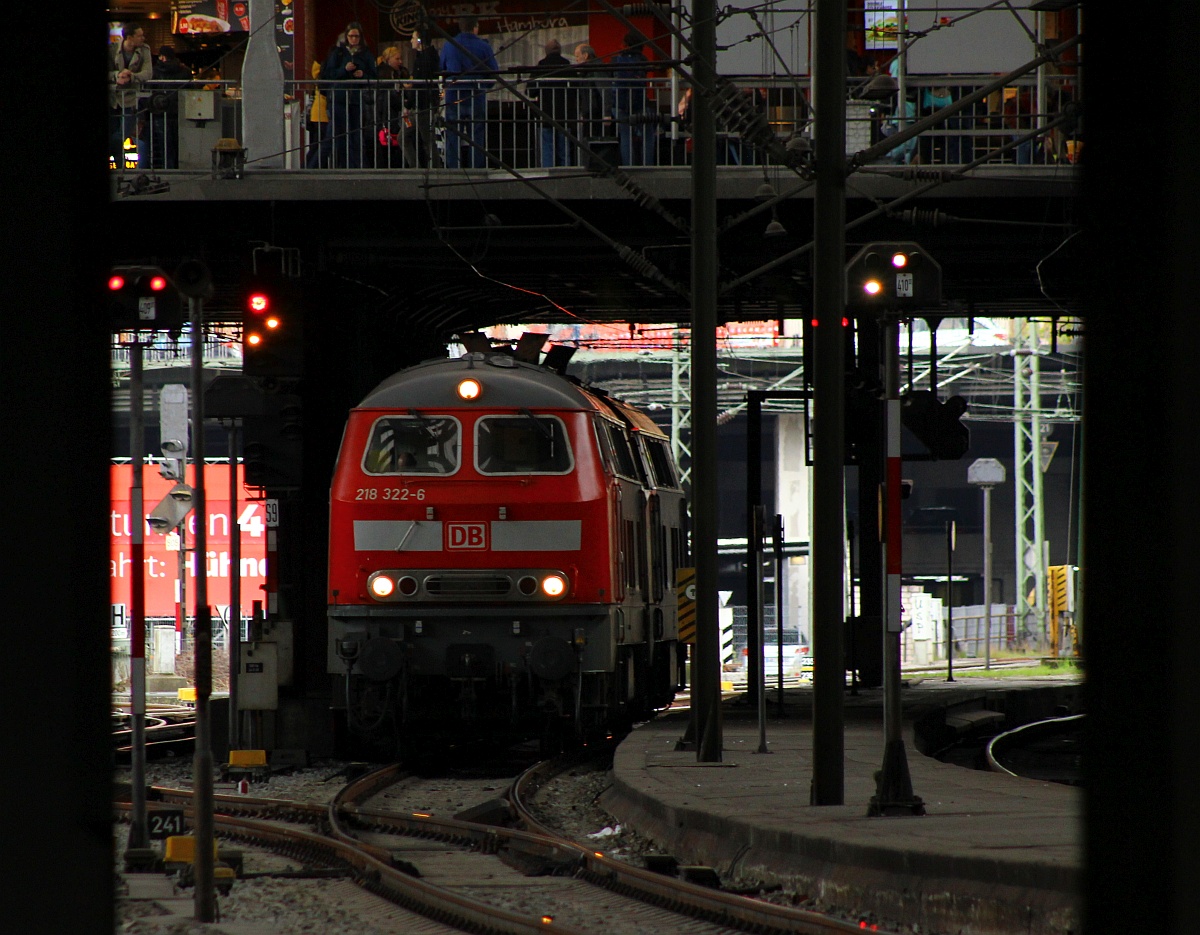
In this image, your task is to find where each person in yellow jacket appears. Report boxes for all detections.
[306,58,331,168]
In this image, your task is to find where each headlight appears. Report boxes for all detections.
[368,574,395,598]
[541,574,567,598]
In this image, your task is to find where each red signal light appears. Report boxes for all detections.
[248,292,270,313]
[149,275,168,291]
[108,275,125,291]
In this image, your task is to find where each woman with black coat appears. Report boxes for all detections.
[320,22,377,168]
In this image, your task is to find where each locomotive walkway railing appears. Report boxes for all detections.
[113,71,1080,178]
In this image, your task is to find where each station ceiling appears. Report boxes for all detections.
[116,181,1081,343]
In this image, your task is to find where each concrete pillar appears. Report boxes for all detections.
[775,415,812,647]
[241,0,285,169]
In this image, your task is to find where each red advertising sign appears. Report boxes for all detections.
[110,464,268,620]
[173,0,244,34]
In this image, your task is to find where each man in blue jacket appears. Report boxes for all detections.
[610,31,657,166]
[440,15,499,169]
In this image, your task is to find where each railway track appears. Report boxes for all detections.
[112,703,197,759]
[117,750,890,934]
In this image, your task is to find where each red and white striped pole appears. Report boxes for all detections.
[128,340,149,849]
[868,320,924,815]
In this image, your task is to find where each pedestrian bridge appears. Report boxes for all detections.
[113,69,1079,204]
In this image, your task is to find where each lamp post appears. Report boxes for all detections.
[946,518,956,682]
[968,458,1007,670]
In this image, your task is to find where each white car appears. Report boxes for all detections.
[899,316,1010,353]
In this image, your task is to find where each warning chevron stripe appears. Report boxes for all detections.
[676,567,696,644]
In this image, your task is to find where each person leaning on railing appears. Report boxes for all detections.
[320,21,377,169]
[109,22,153,171]
[147,45,190,170]
[374,45,415,168]
[305,59,331,168]
[408,29,443,168]
[609,31,657,166]
[439,15,499,169]
[571,44,607,157]
[527,39,574,168]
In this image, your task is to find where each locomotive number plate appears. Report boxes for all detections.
[355,487,426,501]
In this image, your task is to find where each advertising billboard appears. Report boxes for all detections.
[110,463,268,621]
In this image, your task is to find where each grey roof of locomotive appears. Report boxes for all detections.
[358,353,596,411]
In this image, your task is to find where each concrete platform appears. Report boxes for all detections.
[603,673,1083,935]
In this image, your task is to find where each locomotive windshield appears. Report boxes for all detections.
[476,414,573,475]
[363,415,460,475]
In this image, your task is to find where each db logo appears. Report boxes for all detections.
[447,522,487,550]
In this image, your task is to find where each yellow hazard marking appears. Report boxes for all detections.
[164,836,219,864]
[676,567,696,643]
[228,749,268,768]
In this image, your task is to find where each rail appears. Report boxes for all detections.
[112,72,1080,176]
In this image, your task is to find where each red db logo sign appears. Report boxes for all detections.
[447,522,487,550]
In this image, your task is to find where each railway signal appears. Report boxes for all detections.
[901,389,970,460]
[108,265,184,332]
[243,392,302,489]
[845,242,942,310]
[241,275,303,379]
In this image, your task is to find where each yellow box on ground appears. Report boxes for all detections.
[228,749,268,768]
[164,835,219,864]
[177,686,197,703]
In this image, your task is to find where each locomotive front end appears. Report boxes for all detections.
[326,353,620,748]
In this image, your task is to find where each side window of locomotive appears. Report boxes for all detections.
[593,418,615,472]
[604,422,640,480]
[363,416,460,475]
[476,415,573,475]
[642,437,680,490]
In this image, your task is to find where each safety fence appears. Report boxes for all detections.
[110,72,1080,175]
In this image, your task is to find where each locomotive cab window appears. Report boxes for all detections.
[642,437,680,490]
[600,421,641,481]
[476,413,573,475]
[363,415,460,475]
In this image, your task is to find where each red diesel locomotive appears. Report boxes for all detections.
[327,339,687,750]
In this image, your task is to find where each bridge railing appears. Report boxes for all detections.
[115,72,1080,175]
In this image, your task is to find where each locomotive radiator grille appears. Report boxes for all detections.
[424,573,512,597]
[366,568,569,602]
